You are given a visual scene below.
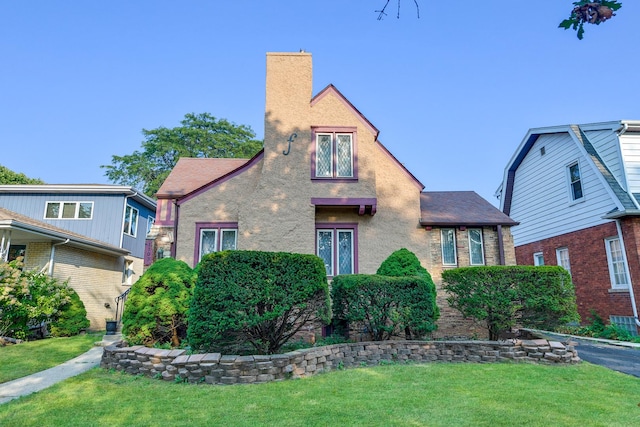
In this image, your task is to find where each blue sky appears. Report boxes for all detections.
[1,1,638,205]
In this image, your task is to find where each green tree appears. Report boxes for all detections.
[188,251,331,355]
[0,165,44,185]
[121,258,196,347]
[102,113,262,197]
[379,1,623,40]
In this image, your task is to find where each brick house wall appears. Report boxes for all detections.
[514,222,636,323]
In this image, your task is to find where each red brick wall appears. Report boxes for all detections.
[515,222,636,324]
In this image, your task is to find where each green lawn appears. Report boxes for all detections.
[0,334,101,383]
[0,362,638,426]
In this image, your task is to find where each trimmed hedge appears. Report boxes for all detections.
[376,247,430,278]
[122,258,196,347]
[188,250,331,355]
[442,266,579,340]
[332,274,439,341]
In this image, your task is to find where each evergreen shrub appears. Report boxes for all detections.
[49,290,90,337]
[188,250,330,355]
[122,258,196,347]
[442,265,579,340]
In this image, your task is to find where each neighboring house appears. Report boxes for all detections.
[497,121,640,336]
[0,185,156,329]
[150,52,518,338]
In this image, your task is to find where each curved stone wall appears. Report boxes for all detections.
[101,338,579,385]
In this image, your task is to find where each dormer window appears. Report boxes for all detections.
[311,127,357,180]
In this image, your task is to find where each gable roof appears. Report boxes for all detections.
[420,191,518,226]
[0,207,129,256]
[156,157,254,198]
[499,121,640,217]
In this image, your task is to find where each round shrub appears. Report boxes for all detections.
[122,258,196,347]
[49,290,90,337]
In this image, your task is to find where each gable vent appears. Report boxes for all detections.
[540,146,546,156]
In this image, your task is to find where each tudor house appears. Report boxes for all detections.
[149,52,518,337]
[497,122,640,335]
[0,184,156,328]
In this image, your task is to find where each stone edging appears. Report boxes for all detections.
[101,338,579,385]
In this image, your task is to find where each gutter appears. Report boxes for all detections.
[614,220,640,328]
[48,239,70,276]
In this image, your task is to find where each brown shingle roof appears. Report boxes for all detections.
[420,191,518,226]
[156,157,251,198]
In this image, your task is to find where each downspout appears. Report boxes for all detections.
[0,230,10,262]
[171,200,179,258]
[48,239,70,276]
[497,225,506,265]
[119,191,138,248]
[617,123,629,137]
[614,220,640,327]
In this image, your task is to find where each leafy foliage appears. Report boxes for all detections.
[188,251,331,355]
[122,258,196,347]
[0,259,75,339]
[102,113,262,197]
[442,266,579,340]
[559,1,622,39]
[332,274,439,341]
[49,290,90,337]
[0,164,44,184]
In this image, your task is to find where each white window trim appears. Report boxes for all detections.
[122,259,134,286]
[123,205,139,237]
[441,228,457,266]
[556,247,571,275]
[146,216,155,235]
[533,252,544,266]
[44,201,94,220]
[468,228,485,265]
[198,228,237,261]
[566,160,585,204]
[605,237,630,290]
[316,228,355,277]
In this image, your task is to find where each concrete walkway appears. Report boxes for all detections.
[0,335,121,405]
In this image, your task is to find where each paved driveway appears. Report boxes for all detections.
[541,332,640,378]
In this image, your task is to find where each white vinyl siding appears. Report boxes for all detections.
[605,237,630,289]
[509,133,618,246]
[585,129,625,189]
[620,133,640,193]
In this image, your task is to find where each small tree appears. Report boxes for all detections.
[188,251,331,355]
[122,258,196,347]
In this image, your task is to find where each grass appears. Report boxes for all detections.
[0,333,101,383]
[0,362,638,426]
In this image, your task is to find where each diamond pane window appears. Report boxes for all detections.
[336,134,353,177]
[221,230,237,251]
[316,134,333,177]
[200,230,217,260]
[317,231,333,276]
[338,230,353,275]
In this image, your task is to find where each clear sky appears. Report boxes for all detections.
[1,1,638,206]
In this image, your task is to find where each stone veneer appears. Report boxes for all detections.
[101,338,579,385]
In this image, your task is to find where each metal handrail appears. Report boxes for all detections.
[114,288,131,325]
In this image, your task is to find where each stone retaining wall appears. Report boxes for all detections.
[101,338,579,385]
